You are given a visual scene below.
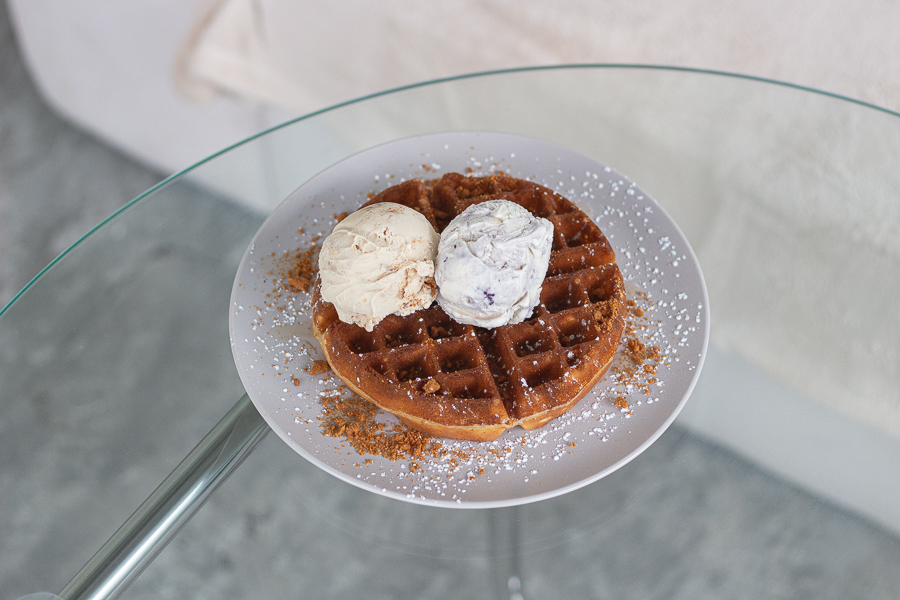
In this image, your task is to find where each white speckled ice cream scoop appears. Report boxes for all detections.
[435,199,553,328]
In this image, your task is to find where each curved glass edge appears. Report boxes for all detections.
[3,63,899,318]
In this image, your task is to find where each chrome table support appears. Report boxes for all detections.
[58,394,268,600]
[488,505,526,600]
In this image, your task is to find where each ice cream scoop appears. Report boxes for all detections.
[435,199,553,328]
[319,202,440,331]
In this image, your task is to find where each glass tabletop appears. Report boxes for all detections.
[3,66,900,600]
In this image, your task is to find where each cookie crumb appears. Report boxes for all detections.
[309,360,330,376]
[423,378,441,394]
[319,387,444,463]
[626,338,648,364]
[286,244,319,292]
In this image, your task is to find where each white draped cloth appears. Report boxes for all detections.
[177,0,900,115]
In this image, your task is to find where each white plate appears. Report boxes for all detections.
[230,132,709,508]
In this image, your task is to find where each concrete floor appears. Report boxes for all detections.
[0,10,164,310]
[3,3,900,599]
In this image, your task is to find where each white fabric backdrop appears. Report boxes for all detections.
[10,0,900,176]
[180,0,900,117]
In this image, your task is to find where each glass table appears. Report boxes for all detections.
[3,66,900,600]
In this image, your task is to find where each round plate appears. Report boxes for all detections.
[229,131,709,508]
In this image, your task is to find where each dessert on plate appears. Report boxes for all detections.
[311,172,626,441]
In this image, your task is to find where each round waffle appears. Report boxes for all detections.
[311,173,626,441]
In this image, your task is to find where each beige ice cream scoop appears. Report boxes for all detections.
[318,202,440,331]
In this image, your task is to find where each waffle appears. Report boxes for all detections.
[311,173,626,441]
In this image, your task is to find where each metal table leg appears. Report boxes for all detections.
[58,394,268,600]
[488,505,527,600]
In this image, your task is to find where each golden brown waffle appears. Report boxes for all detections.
[311,173,626,441]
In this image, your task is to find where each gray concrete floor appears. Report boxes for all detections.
[3,4,900,599]
[0,6,162,309]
